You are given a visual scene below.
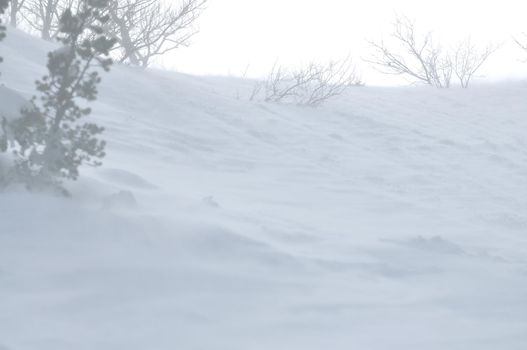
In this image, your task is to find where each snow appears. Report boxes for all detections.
[0,85,26,121]
[1,28,527,350]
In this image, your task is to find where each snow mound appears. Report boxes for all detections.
[0,85,26,121]
[1,28,527,350]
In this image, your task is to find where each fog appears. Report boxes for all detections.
[166,0,527,85]
[1,1,527,349]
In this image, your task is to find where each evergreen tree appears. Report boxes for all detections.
[1,0,115,194]
[0,1,9,55]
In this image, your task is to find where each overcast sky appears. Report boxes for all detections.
[163,0,527,85]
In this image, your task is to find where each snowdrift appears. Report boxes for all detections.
[1,28,527,350]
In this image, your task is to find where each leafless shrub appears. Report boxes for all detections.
[106,0,207,67]
[453,38,498,88]
[252,57,362,106]
[367,15,452,88]
[367,14,497,88]
[249,79,263,101]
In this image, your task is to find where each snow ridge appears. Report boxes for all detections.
[1,28,527,350]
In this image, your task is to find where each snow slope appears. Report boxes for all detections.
[1,29,527,350]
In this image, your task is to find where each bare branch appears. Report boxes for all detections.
[514,33,527,62]
[107,0,207,67]
[21,0,64,40]
[367,14,497,88]
[366,14,451,88]
[453,37,498,88]
[253,57,362,107]
[6,0,24,27]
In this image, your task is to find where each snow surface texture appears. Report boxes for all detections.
[1,29,527,350]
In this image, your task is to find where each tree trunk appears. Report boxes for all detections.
[41,0,53,41]
[9,0,17,27]
[109,8,140,66]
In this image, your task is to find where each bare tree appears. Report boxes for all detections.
[22,0,61,40]
[368,15,498,88]
[453,38,498,88]
[252,57,362,106]
[367,15,452,88]
[106,0,207,67]
[8,0,24,27]
[20,0,82,39]
[8,0,205,65]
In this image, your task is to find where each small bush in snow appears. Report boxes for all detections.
[0,0,115,195]
[251,57,362,107]
[367,14,497,89]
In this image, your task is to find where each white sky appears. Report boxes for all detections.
[163,0,527,85]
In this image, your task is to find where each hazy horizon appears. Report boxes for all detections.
[161,0,527,86]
